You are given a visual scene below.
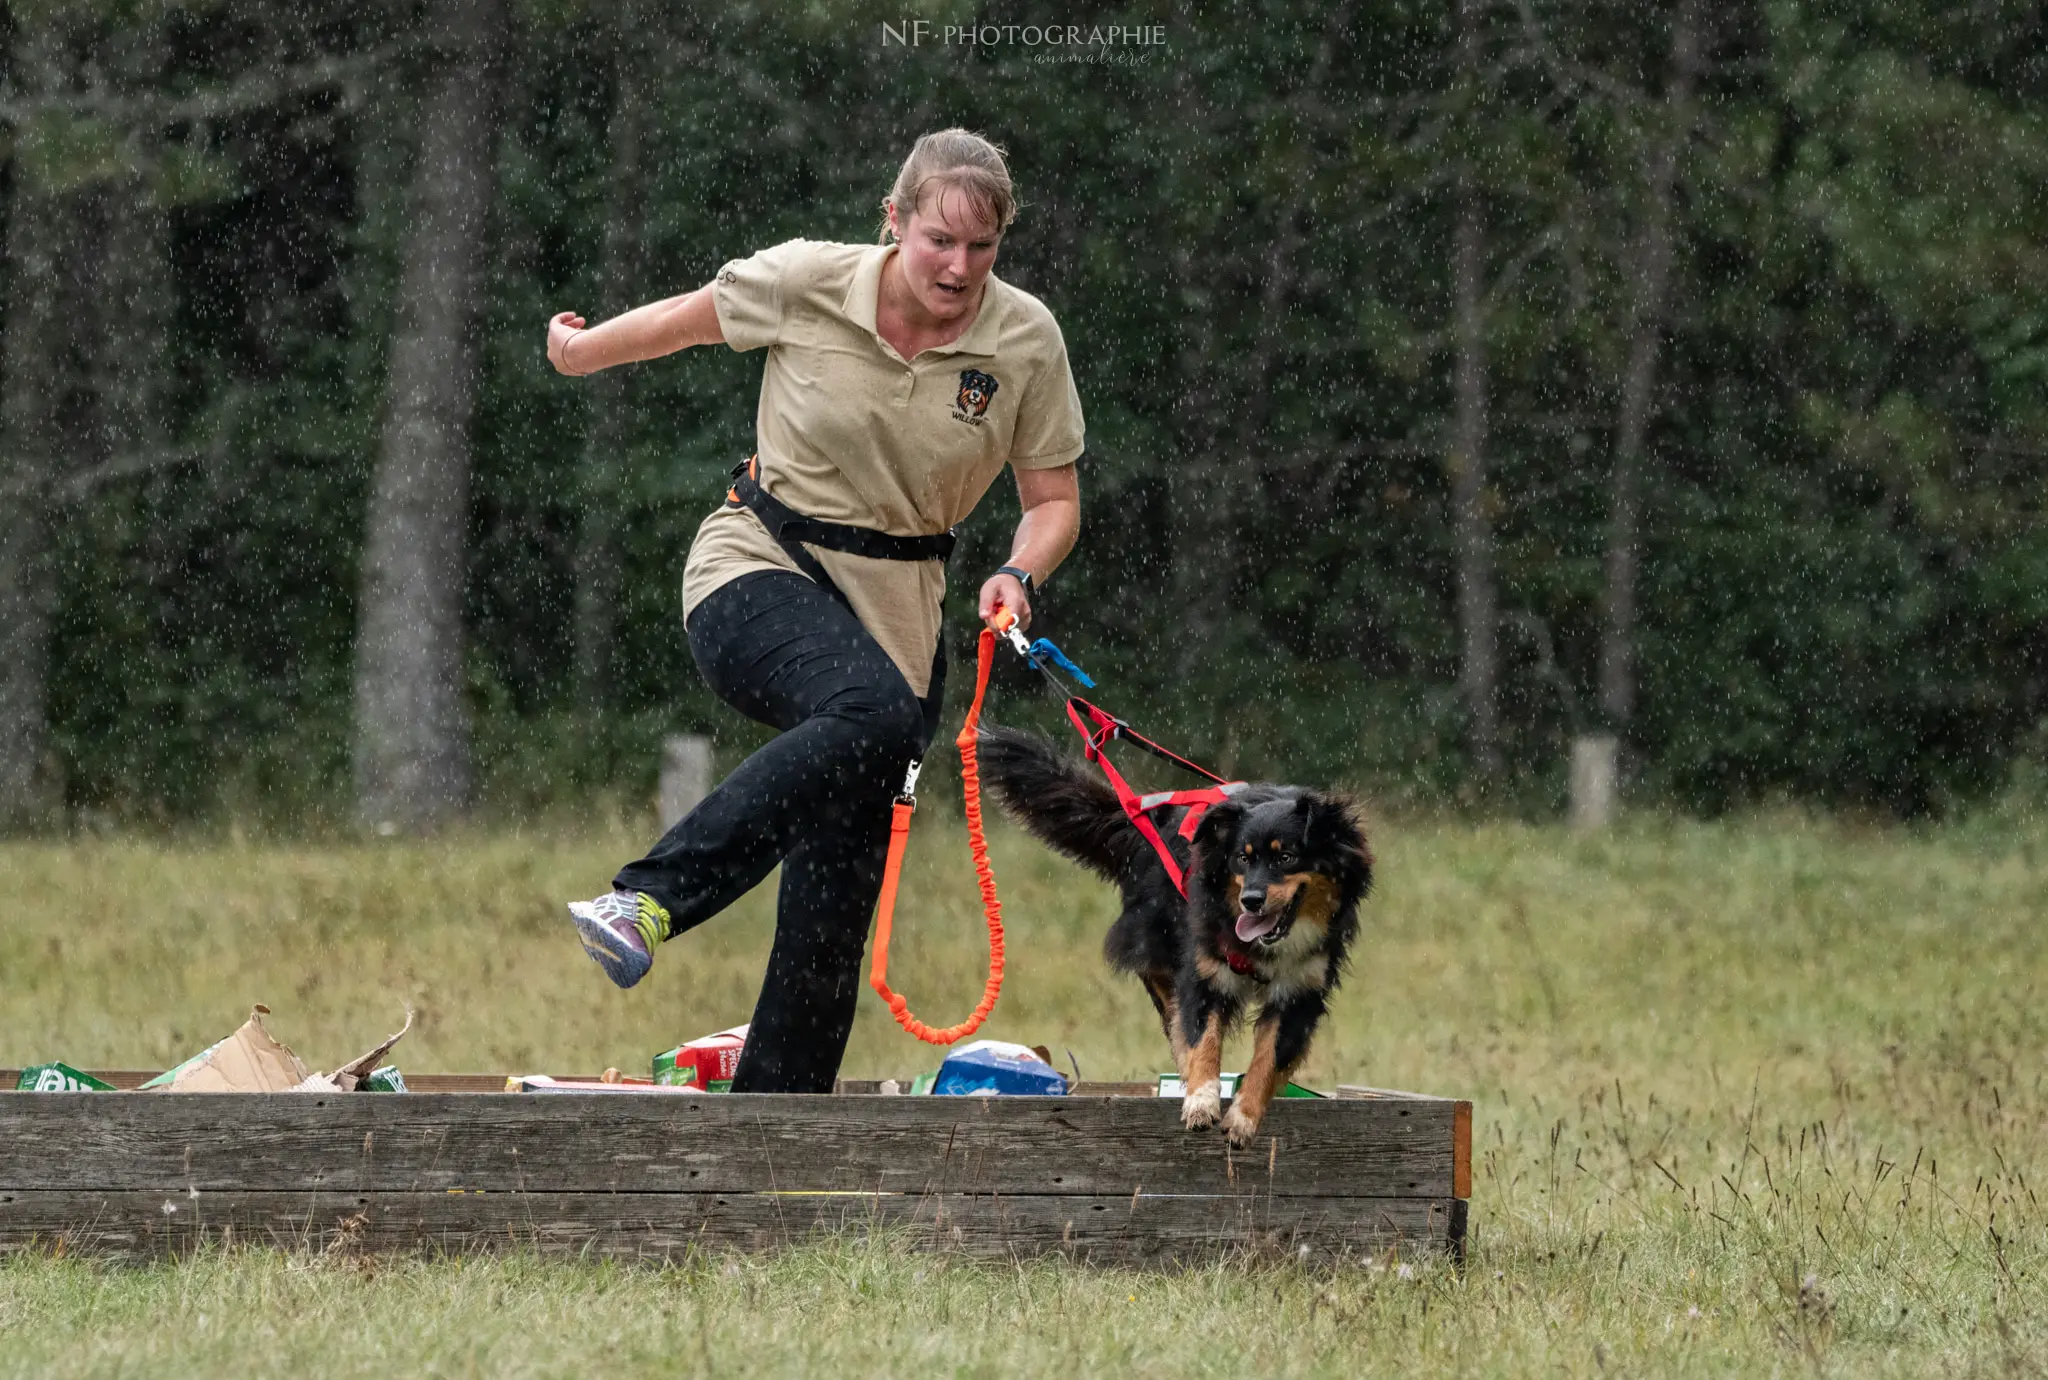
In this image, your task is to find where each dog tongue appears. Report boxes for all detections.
[1235,911,1278,943]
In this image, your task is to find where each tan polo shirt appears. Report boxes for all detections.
[681,239,1086,697]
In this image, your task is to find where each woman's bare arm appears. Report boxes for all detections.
[546,285,725,376]
[979,462,1080,631]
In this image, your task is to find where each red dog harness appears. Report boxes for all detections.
[1063,697,1246,897]
[1067,698,1263,977]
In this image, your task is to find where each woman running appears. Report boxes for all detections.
[544,129,1084,1092]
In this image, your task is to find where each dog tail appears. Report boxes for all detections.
[975,724,1140,881]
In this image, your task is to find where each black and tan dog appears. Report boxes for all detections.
[978,725,1372,1145]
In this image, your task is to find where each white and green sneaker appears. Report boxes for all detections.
[568,887,670,989]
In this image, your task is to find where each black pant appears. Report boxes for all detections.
[613,569,945,1093]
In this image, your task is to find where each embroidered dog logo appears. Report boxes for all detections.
[955,369,999,420]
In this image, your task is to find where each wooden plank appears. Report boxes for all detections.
[0,1189,1463,1266]
[0,1093,1457,1198]
[1336,1084,1458,1101]
[1453,1100,1472,1200]
[833,1079,1157,1097]
[1339,1086,1475,1198]
[4,1071,575,1094]
[7,1074,1168,1096]
[409,1073,530,1093]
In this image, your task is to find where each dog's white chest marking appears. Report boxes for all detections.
[1212,967,1260,1000]
[1255,944,1329,1004]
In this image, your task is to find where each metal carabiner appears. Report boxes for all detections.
[991,607,1032,660]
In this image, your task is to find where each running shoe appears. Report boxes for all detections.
[568,887,671,989]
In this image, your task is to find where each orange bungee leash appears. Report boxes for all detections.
[868,607,1240,1045]
[865,614,1009,1045]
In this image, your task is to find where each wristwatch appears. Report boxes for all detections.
[995,565,1035,596]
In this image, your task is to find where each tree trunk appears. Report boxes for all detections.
[0,202,64,830]
[1163,268,1236,756]
[0,8,177,830]
[1450,0,1501,784]
[96,151,173,474]
[1451,191,1500,783]
[1226,8,1342,465]
[0,18,78,829]
[352,0,507,832]
[1167,12,1344,741]
[1164,60,1238,709]
[90,11,174,472]
[1597,0,1703,735]
[572,15,652,722]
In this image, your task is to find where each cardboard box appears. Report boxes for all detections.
[15,1062,116,1092]
[931,1040,1067,1096]
[140,1005,413,1093]
[653,1024,747,1090]
[507,1075,695,1094]
[1156,1073,1323,1099]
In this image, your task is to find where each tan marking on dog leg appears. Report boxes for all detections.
[1164,995,1189,1079]
[1185,1008,1223,1090]
[1180,1009,1225,1131]
[1143,974,1190,1080]
[1222,1013,1286,1146]
[1138,966,1187,1072]
[1140,973,1170,1018]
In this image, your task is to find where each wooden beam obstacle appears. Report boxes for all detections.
[0,1078,1470,1266]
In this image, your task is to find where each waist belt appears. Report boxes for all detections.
[727,457,956,564]
[725,456,954,609]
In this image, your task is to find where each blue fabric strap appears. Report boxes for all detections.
[1026,639,1096,688]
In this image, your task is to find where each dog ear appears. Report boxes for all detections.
[1304,792,1373,876]
[1191,799,1244,855]
[1292,792,1320,846]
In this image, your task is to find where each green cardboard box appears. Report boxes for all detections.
[1155,1073,1322,1099]
[16,1062,116,1092]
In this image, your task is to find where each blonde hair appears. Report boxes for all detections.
[879,128,1018,244]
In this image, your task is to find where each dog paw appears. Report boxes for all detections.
[1222,1104,1261,1148]
[1181,1082,1223,1130]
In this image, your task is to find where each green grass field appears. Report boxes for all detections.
[2,809,2045,1376]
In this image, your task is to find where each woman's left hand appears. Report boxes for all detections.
[979,573,1032,632]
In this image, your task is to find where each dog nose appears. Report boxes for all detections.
[1240,889,1266,912]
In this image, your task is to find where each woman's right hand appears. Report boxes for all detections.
[979,573,1032,634]
[547,311,590,376]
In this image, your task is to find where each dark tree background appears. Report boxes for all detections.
[2,0,2045,830]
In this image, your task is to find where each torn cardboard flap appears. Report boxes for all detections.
[296,1009,415,1093]
[141,1004,413,1094]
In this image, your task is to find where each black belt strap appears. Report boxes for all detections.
[728,461,957,563]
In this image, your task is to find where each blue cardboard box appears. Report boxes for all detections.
[930,1040,1067,1096]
